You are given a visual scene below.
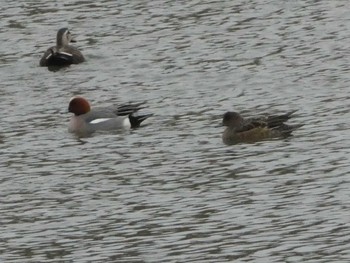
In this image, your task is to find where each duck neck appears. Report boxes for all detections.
[57,37,68,48]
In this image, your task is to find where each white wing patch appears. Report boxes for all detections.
[90,118,111,124]
[123,118,131,129]
[45,53,52,60]
[59,51,73,57]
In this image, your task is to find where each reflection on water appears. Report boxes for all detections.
[0,0,350,262]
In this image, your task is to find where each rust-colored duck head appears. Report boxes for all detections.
[68,96,91,116]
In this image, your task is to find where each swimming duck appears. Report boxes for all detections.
[40,28,85,67]
[222,110,302,145]
[68,96,152,136]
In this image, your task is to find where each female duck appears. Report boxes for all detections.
[40,28,85,67]
[222,110,302,145]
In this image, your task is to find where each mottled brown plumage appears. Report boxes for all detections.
[222,111,302,145]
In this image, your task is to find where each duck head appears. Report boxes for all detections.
[56,28,76,47]
[68,96,91,116]
[222,111,244,129]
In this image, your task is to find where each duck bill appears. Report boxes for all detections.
[70,38,77,43]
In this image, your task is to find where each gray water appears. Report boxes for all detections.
[1,0,350,262]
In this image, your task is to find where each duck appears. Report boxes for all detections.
[68,96,152,136]
[40,28,85,67]
[222,110,302,145]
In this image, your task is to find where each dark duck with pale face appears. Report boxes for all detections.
[40,28,85,67]
[222,110,303,145]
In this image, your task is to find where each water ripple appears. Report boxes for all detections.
[1,0,350,262]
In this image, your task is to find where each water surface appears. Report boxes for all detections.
[1,0,350,262]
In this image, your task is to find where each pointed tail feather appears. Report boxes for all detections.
[267,110,298,128]
[290,123,304,131]
[280,123,304,137]
[129,113,153,128]
[284,110,298,117]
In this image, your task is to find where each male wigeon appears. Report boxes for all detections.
[222,110,302,145]
[68,96,152,136]
[40,28,85,67]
